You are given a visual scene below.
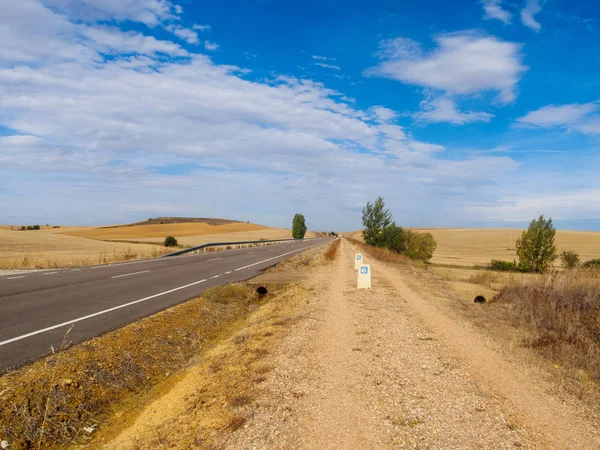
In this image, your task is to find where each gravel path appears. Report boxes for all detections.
[225,239,563,449]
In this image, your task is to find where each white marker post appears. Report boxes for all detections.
[354,253,363,270]
[357,264,371,289]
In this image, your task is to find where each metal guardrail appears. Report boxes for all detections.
[162,237,321,258]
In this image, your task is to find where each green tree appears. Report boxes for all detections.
[292,213,307,239]
[380,223,406,252]
[405,230,437,261]
[516,215,557,273]
[362,197,392,246]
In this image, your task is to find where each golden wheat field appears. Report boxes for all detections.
[0,228,165,270]
[414,228,600,267]
[0,222,311,270]
[59,222,273,240]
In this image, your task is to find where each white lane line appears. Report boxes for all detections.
[211,275,221,279]
[71,269,81,271]
[0,278,209,347]
[235,243,322,272]
[43,272,58,275]
[111,270,151,279]
[207,257,222,262]
[225,271,232,275]
[7,276,26,280]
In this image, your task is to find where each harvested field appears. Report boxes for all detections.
[410,228,600,267]
[0,228,166,270]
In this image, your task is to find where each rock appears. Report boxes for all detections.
[1,440,9,449]
[84,426,95,434]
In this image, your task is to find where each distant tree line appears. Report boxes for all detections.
[361,197,437,262]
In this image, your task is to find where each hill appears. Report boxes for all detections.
[101,217,243,228]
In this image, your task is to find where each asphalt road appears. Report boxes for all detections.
[0,239,326,373]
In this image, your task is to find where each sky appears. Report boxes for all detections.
[0,0,599,231]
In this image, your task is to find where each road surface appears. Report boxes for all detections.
[0,239,326,373]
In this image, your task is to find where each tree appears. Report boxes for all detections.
[405,230,437,261]
[560,250,580,270]
[516,215,557,273]
[362,197,392,246]
[380,223,406,252]
[292,213,307,239]
[164,236,178,247]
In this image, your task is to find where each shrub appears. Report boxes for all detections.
[516,215,557,273]
[560,250,580,270]
[164,236,178,247]
[379,223,406,253]
[489,259,522,272]
[32,225,40,230]
[582,258,600,269]
[405,230,436,261]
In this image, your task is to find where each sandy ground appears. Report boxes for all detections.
[100,238,600,449]
[412,228,600,267]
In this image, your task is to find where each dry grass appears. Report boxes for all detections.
[347,235,413,266]
[412,228,600,267]
[0,228,168,270]
[324,239,341,261]
[494,268,600,379]
[0,283,273,449]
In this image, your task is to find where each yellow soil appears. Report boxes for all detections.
[0,228,164,269]
[137,229,316,246]
[413,228,600,267]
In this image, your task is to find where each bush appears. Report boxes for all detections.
[32,225,40,230]
[405,230,436,261]
[489,259,522,272]
[379,223,406,253]
[560,250,580,270]
[164,236,178,247]
[516,215,557,273]
[582,258,600,269]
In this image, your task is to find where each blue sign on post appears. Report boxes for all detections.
[356,255,361,260]
[360,266,368,274]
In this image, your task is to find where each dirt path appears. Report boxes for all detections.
[228,239,583,449]
[101,239,599,449]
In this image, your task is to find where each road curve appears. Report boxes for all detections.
[0,239,327,373]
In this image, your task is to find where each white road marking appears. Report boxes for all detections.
[111,270,151,279]
[7,276,25,280]
[235,243,322,272]
[43,272,58,275]
[207,257,222,261]
[0,278,209,347]
[225,271,232,275]
[71,269,81,272]
[211,275,220,279]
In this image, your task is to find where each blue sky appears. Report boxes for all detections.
[0,0,599,230]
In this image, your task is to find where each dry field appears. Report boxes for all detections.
[0,228,165,270]
[414,228,600,267]
[60,222,281,241]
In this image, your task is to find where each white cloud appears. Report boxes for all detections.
[41,0,180,26]
[516,102,600,134]
[165,25,199,44]
[313,62,341,70]
[414,97,494,125]
[204,41,219,51]
[312,55,336,61]
[366,32,526,104]
[482,0,511,24]
[193,24,211,31]
[521,0,542,31]
[0,0,557,229]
